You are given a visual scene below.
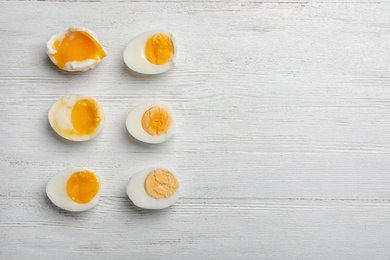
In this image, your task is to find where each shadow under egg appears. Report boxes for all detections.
[46,120,75,145]
[44,192,62,212]
[122,123,173,153]
[121,62,171,79]
[122,193,172,217]
[122,62,150,78]
[44,54,71,76]
[122,123,152,147]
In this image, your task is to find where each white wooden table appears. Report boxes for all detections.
[1,1,390,259]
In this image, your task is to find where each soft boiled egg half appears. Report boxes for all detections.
[126,168,180,210]
[46,27,106,72]
[126,101,175,144]
[48,94,105,141]
[123,30,176,74]
[46,167,101,212]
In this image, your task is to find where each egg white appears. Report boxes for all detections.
[126,167,179,210]
[126,101,175,144]
[46,167,101,212]
[46,26,106,72]
[123,29,176,75]
[48,94,105,142]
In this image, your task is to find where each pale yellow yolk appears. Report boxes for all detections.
[71,98,101,135]
[52,31,106,69]
[144,169,179,199]
[141,106,172,136]
[144,33,174,65]
[66,171,100,204]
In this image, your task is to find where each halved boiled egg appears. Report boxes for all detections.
[126,168,180,210]
[123,30,176,74]
[46,27,106,72]
[48,94,105,141]
[46,167,101,212]
[126,101,175,144]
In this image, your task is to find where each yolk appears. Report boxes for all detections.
[144,169,179,199]
[66,171,100,204]
[71,98,101,135]
[144,33,174,65]
[141,106,172,136]
[52,31,106,69]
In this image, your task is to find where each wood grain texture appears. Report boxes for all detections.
[1,0,390,259]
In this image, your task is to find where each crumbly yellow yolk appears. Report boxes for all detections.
[71,98,101,135]
[141,106,172,136]
[144,33,174,65]
[144,169,179,199]
[52,31,106,70]
[66,171,100,204]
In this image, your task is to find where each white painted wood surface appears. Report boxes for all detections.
[1,0,390,259]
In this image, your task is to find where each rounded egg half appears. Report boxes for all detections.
[46,167,101,212]
[48,94,105,141]
[46,26,106,72]
[126,167,179,210]
[123,29,176,75]
[126,101,175,144]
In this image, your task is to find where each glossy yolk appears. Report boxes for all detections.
[71,99,101,135]
[144,33,174,65]
[66,171,100,204]
[52,31,106,69]
[141,106,172,136]
[144,169,179,199]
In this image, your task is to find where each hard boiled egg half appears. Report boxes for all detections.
[123,30,176,74]
[126,101,175,144]
[46,167,101,212]
[48,94,105,141]
[46,27,106,72]
[126,168,180,210]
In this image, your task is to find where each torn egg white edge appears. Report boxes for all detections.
[46,167,101,212]
[125,101,175,144]
[64,59,99,72]
[126,167,179,210]
[48,94,105,142]
[46,26,106,72]
[123,29,176,75]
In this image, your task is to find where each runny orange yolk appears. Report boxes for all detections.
[52,31,106,70]
[141,106,172,136]
[71,99,101,135]
[144,33,174,65]
[66,171,100,204]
